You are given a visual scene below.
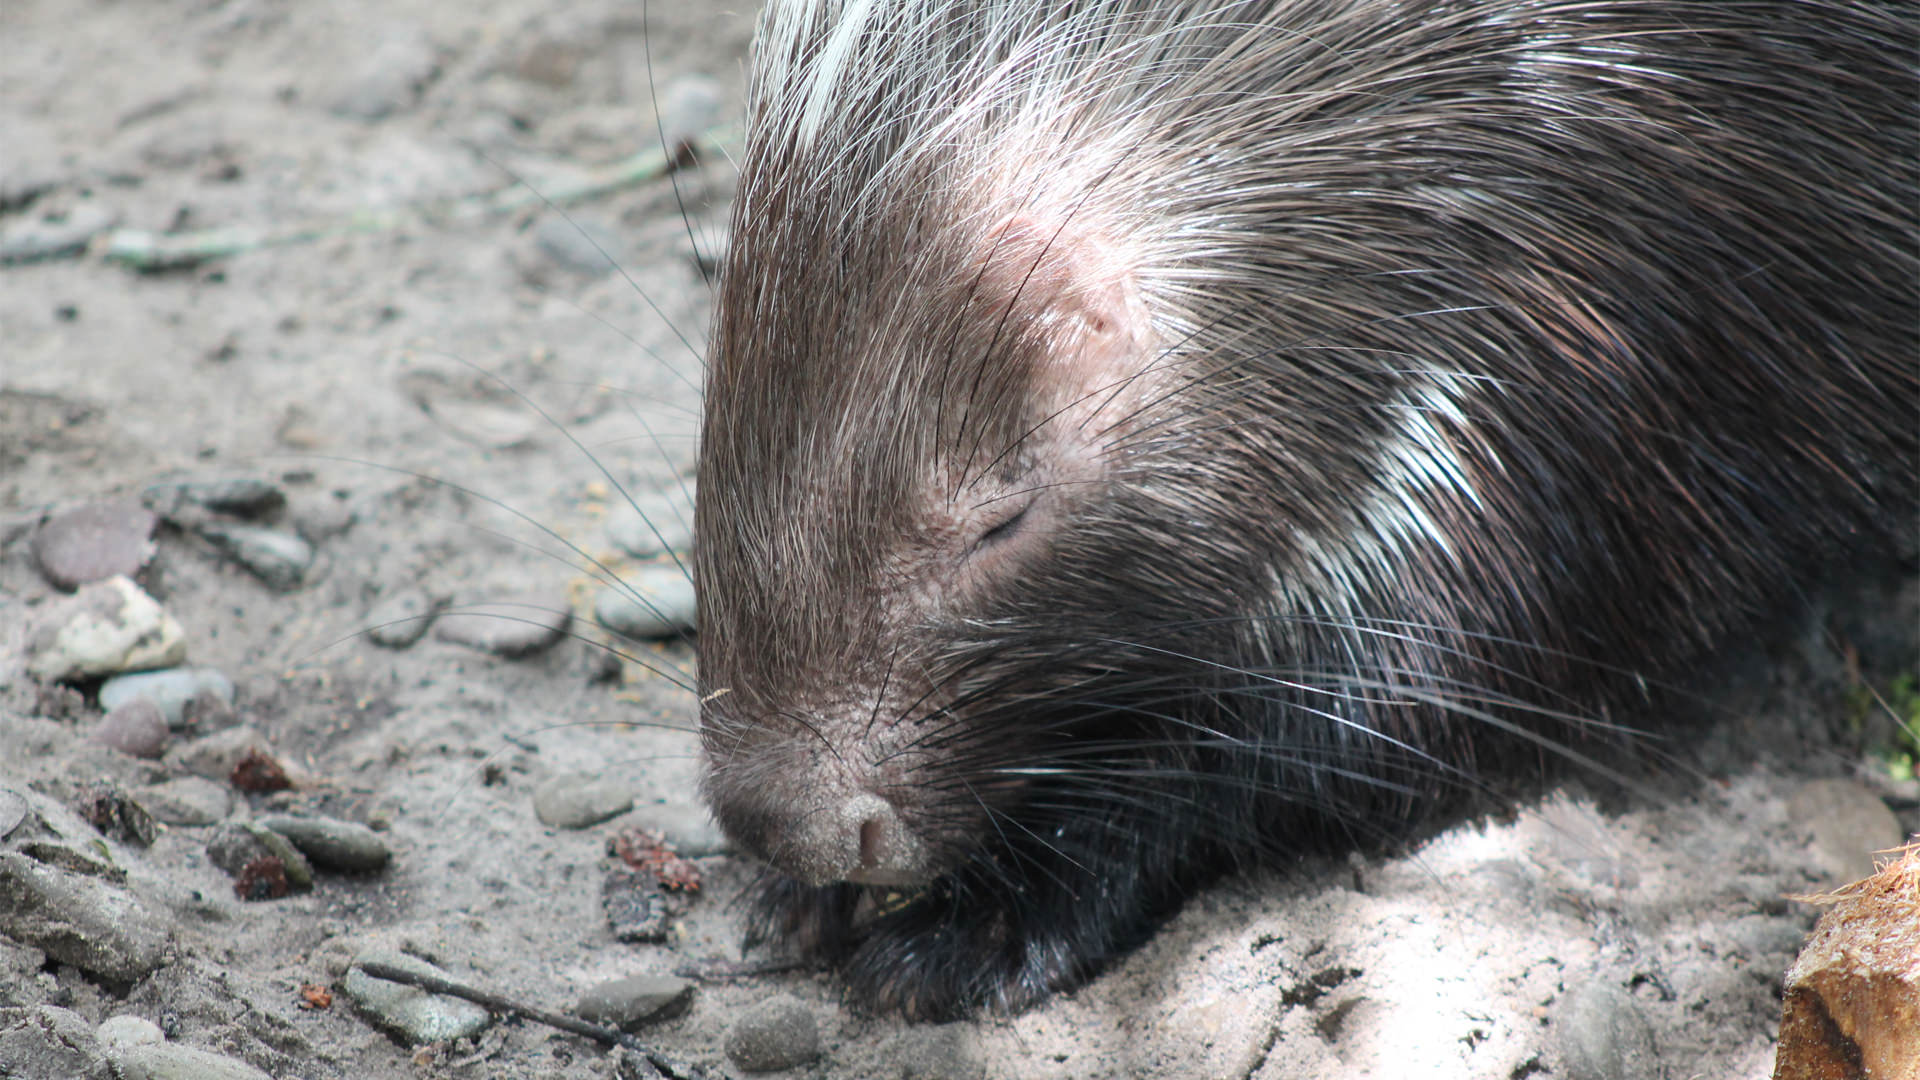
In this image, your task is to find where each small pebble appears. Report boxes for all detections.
[893,1024,986,1080]
[110,1042,273,1080]
[95,1015,164,1050]
[632,802,730,857]
[724,993,821,1073]
[341,951,491,1044]
[1788,779,1903,883]
[0,788,30,839]
[602,866,684,943]
[99,667,236,729]
[26,576,188,682]
[594,567,696,639]
[434,592,571,658]
[364,588,442,648]
[533,774,633,829]
[204,823,313,889]
[659,74,724,158]
[90,699,169,759]
[605,488,695,559]
[325,27,440,120]
[142,474,284,520]
[574,974,695,1030]
[1555,981,1658,1080]
[131,777,232,826]
[196,523,313,590]
[256,814,392,872]
[30,500,158,589]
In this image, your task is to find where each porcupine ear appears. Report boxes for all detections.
[968,213,1153,381]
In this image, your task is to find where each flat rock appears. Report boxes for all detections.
[575,974,694,1030]
[434,592,570,658]
[533,774,632,829]
[725,993,821,1073]
[30,500,157,589]
[95,1015,164,1050]
[256,814,392,873]
[26,576,188,682]
[0,853,169,984]
[130,777,232,826]
[593,567,695,639]
[0,788,35,840]
[0,1005,110,1080]
[99,667,235,728]
[109,1042,273,1080]
[1788,779,1904,884]
[342,951,491,1045]
[91,698,169,759]
[364,588,443,649]
[195,524,312,591]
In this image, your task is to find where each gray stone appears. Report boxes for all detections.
[364,588,443,649]
[574,974,694,1031]
[434,592,570,658]
[141,475,284,520]
[0,1005,110,1080]
[256,814,392,873]
[25,576,188,682]
[325,27,441,121]
[1555,981,1659,1080]
[95,1014,163,1050]
[131,777,232,827]
[110,1042,273,1080]
[658,74,724,158]
[91,698,169,759]
[99,667,235,729]
[893,1024,986,1080]
[533,775,632,829]
[1787,778,1904,884]
[0,789,31,840]
[0,853,169,984]
[204,823,313,888]
[163,725,274,783]
[0,202,120,264]
[631,801,729,857]
[724,993,821,1073]
[195,524,312,591]
[605,489,695,558]
[593,567,695,640]
[30,500,158,589]
[342,951,491,1045]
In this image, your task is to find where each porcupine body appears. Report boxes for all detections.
[694,0,1919,1019]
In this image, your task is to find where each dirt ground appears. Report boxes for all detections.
[3,2,1916,1078]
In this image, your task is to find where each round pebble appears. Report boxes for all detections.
[342,951,491,1045]
[91,699,169,759]
[724,993,821,1073]
[256,814,392,873]
[0,788,30,839]
[533,775,633,829]
[893,1024,986,1080]
[131,777,233,826]
[534,215,625,275]
[204,823,313,889]
[364,588,442,649]
[30,500,158,590]
[99,667,236,728]
[110,1042,273,1080]
[575,974,694,1030]
[433,592,570,658]
[594,567,696,639]
[1787,779,1903,883]
[1555,981,1658,1080]
[26,576,188,682]
[605,488,695,558]
[195,524,313,591]
[95,1015,164,1050]
[659,74,724,157]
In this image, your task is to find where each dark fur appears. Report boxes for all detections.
[695,0,1919,1019]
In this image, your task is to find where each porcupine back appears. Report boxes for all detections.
[695,0,1920,1018]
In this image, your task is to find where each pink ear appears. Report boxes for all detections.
[969,214,1150,365]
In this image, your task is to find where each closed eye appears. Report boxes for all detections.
[975,502,1031,551]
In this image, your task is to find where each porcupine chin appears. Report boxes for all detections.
[692,0,1920,1020]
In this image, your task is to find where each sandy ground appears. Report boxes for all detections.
[2,2,1916,1078]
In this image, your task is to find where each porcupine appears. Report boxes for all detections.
[690,0,1920,1020]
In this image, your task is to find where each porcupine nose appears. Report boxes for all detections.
[783,793,930,887]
